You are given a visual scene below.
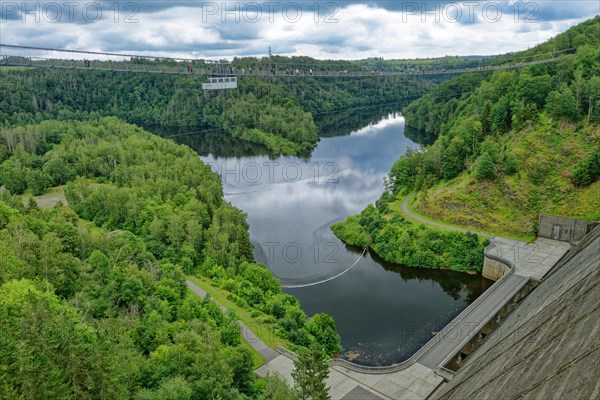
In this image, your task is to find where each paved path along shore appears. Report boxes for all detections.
[186,280,279,362]
[186,279,442,399]
[401,193,493,238]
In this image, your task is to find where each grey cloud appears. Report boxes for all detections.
[2,1,598,23]
[211,20,263,40]
[1,0,598,60]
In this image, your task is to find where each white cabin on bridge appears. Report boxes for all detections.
[202,76,237,90]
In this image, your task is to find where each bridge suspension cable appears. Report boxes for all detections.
[0,53,565,78]
[0,43,571,79]
[0,43,220,63]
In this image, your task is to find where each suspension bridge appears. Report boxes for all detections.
[0,43,571,81]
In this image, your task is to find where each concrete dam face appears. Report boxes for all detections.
[434,224,600,400]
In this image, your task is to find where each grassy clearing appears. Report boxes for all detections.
[387,194,534,242]
[22,186,67,209]
[387,196,465,233]
[188,276,287,351]
[411,192,536,242]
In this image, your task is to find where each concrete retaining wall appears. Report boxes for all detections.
[537,214,598,244]
[482,257,511,281]
[482,242,514,281]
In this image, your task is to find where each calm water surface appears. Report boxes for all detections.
[172,113,492,366]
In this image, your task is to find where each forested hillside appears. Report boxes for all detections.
[0,57,431,156]
[334,17,600,262]
[396,16,600,237]
[0,118,339,399]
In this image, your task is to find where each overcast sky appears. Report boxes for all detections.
[1,1,599,60]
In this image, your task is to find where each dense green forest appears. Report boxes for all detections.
[0,57,431,156]
[334,16,600,260]
[0,118,340,399]
[331,202,487,272]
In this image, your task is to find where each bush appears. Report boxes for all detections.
[572,146,600,186]
[269,299,286,319]
[1,161,27,194]
[501,153,519,175]
[330,216,370,247]
[26,169,53,196]
[546,86,578,121]
[475,152,497,181]
[307,313,342,356]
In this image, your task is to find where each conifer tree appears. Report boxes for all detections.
[292,342,330,400]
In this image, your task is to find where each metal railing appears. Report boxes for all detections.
[0,54,564,79]
[276,346,298,361]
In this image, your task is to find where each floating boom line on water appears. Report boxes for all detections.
[281,247,367,289]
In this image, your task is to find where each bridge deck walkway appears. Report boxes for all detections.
[0,56,561,78]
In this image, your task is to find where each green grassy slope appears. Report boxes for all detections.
[414,120,600,237]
